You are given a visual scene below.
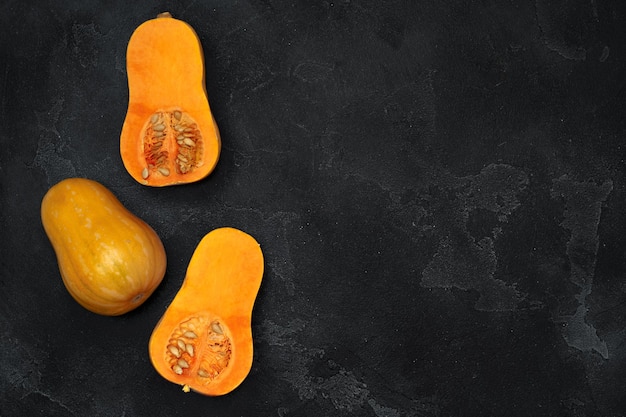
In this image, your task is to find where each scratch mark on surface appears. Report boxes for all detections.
[219,11,269,43]
[293,61,335,83]
[178,0,199,19]
[23,390,77,416]
[599,45,610,62]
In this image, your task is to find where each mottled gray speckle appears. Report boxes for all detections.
[551,175,613,358]
[259,319,408,415]
[421,164,528,311]
[32,97,77,185]
[70,23,102,68]
[368,398,402,417]
[319,369,370,412]
[535,0,592,60]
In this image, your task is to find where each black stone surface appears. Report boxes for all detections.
[1,1,626,416]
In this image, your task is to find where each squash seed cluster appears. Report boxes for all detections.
[165,315,232,383]
[141,109,204,180]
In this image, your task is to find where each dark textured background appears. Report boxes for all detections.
[1,0,626,416]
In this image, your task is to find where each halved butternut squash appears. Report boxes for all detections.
[149,227,264,395]
[120,12,220,186]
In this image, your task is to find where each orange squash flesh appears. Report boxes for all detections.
[120,12,221,187]
[149,227,264,395]
[40,178,167,316]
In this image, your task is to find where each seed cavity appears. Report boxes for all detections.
[165,314,233,384]
[141,108,204,180]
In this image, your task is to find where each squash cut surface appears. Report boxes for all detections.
[120,12,220,186]
[149,227,264,395]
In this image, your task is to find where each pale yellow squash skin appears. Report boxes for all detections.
[41,178,167,316]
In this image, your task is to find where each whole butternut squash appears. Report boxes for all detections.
[120,12,221,187]
[41,178,167,316]
[149,227,264,395]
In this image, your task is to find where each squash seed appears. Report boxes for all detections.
[173,110,182,120]
[150,113,159,124]
[157,167,170,176]
[153,123,166,131]
[183,138,195,147]
[178,359,190,369]
[211,321,223,335]
[172,365,183,375]
[141,167,149,179]
[177,339,186,350]
[167,345,181,358]
[198,369,209,378]
[183,330,198,339]
[186,344,194,357]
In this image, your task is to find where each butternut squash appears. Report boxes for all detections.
[149,227,264,395]
[40,178,167,316]
[120,12,220,186]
